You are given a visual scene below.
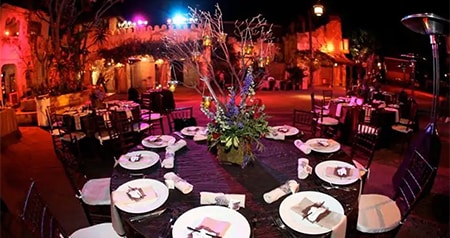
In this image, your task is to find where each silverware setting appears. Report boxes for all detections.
[271,216,297,238]
[187,226,221,237]
[321,183,357,192]
[129,208,167,223]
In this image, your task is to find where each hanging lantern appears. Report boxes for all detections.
[168,81,177,92]
[203,35,212,47]
[191,51,201,62]
[202,96,212,109]
[218,32,227,42]
[244,45,254,55]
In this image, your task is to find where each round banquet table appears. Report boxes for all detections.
[110,136,362,238]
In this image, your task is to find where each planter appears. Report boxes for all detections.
[216,140,254,168]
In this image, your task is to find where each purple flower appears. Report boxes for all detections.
[241,71,253,96]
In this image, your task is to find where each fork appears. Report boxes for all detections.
[271,216,296,238]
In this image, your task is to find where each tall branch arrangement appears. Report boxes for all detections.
[163,4,274,107]
[163,4,275,167]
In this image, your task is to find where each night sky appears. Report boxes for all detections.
[114,0,449,59]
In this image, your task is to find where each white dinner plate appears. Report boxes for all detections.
[271,125,299,137]
[279,191,344,235]
[315,160,359,185]
[180,126,207,137]
[118,150,160,170]
[172,205,251,238]
[305,138,341,153]
[112,178,169,214]
[141,135,176,148]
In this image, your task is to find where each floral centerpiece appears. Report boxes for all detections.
[163,4,274,167]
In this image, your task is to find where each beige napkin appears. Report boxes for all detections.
[191,217,231,237]
[291,197,347,238]
[161,140,187,168]
[325,166,360,181]
[163,172,193,194]
[112,186,158,207]
[118,153,155,168]
[193,134,208,141]
[74,114,82,130]
[266,129,285,140]
[125,109,133,119]
[263,180,299,204]
[200,191,246,209]
[294,139,312,154]
[110,185,157,236]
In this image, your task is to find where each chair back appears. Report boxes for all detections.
[167,106,196,132]
[20,180,68,238]
[55,148,111,225]
[394,149,436,223]
[292,109,314,137]
[114,116,139,154]
[351,123,380,170]
[322,89,333,105]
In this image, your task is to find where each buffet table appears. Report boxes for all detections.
[110,135,362,238]
[0,108,21,148]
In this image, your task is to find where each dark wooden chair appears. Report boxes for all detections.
[167,106,196,133]
[20,179,121,237]
[357,149,436,235]
[55,148,112,226]
[311,100,339,138]
[140,92,165,134]
[292,109,314,138]
[351,123,381,191]
[20,180,68,238]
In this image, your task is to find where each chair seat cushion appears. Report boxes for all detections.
[357,194,401,233]
[61,132,86,142]
[391,124,413,133]
[81,178,111,205]
[141,113,162,121]
[317,117,339,125]
[133,122,151,132]
[70,222,122,238]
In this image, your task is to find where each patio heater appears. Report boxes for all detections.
[393,13,449,189]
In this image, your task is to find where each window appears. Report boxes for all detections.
[5,17,20,37]
[28,21,42,36]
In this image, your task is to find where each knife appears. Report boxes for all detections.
[129,208,167,222]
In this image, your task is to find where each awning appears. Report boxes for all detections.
[295,50,354,65]
[326,53,354,65]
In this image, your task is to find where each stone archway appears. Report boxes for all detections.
[1,64,18,104]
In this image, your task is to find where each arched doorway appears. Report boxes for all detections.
[1,64,18,104]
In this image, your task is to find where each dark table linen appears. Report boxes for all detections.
[111,137,360,238]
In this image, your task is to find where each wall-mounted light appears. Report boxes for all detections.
[313,2,324,16]
[342,38,349,54]
[168,80,177,92]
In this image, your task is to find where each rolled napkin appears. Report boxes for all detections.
[325,166,360,181]
[291,197,347,238]
[294,139,311,154]
[161,151,175,169]
[263,180,299,204]
[166,139,187,153]
[200,191,246,209]
[163,172,193,194]
[161,140,187,168]
[74,114,82,130]
[125,109,133,119]
[190,217,231,238]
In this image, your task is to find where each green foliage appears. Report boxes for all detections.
[98,39,167,63]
